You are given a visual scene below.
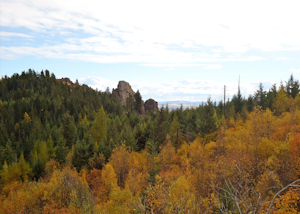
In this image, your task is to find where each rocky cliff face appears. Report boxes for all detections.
[112,81,135,106]
[113,81,158,114]
[144,99,158,113]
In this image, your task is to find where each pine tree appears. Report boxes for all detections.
[271,83,277,96]
[134,90,143,113]
[31,141,50,180]
[31,116,42,141]
[254,83,267,109]
[32,157,44,180]
[135,121,152,151]
[197,97,217,136]
[55,137,69,164]
[45,69,50,78]
[62,113,77,148]
[91,107,107,143]
[72,139,92,172]
[246,95,254,112]
[0,143,15,166]
[126,94,135,112]
[152,107,170,150]
[122,125,138,151]
[169,113,181,148]
[286,74,300,98]
[145,141,159,187]
[233,82,243,114]
[47,136,56,159]
[0,122,8,147]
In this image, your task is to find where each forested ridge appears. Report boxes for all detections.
[1,69,300,213]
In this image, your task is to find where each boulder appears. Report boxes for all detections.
[144,99,158,113]
[113,81,158,114]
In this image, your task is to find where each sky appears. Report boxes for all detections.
[1,0,300,102]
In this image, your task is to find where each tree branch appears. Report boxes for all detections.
[266,179,300,214]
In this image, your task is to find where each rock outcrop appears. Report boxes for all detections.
[82,84,90,90]
[58,78,72,86]
[57,78,91,91]
[112,81,135,106]
[113,81,158,114]
[144,99,158,113]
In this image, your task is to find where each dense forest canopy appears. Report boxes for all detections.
[1,69,300,213]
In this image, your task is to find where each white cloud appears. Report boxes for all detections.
[0,43,266,63]
[79,75,271,102]
[1,0,300,63]
[78,76,117,92]
[204,64,221,70]
[291,68,300,73]
[0,32,33,38]
[143,64,205,67]
[243,56,265,61]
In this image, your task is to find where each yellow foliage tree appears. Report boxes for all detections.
[273,84,291,116]
[22,112,31,124]
[109,144,131,188]
[99,163,117,202]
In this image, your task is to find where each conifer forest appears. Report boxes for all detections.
[1,69,300,213]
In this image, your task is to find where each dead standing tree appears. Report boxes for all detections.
[211,165,300,213]
[211,165,272,214]
[266,179,300,214]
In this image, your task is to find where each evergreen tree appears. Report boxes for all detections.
[72,139,92,172]
[77,114,90,140]
[286,74,300,98]
[197,97,217,136]
[254,83,267,109]
[126,94,135,112]
[232,83,243,114]
[0,143,15,167]
[55,138,69,164]
[169,113,181,148]
[47,136,56,159]
[91,107,107,143]
[62,113,77,148]
[135,121,152,151]
[45,69,50,78]
[271,83,277,96]
[152,106,170,150]
[145,141,159,187]
[32,157,44,180]
[246,95,254,112]
[134,90,143,113]
[122,125,138,151]
[266,89,276,111]
[0,122,9,147]
[31,116,42,141]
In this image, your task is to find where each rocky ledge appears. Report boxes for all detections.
[113,81,158,114]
